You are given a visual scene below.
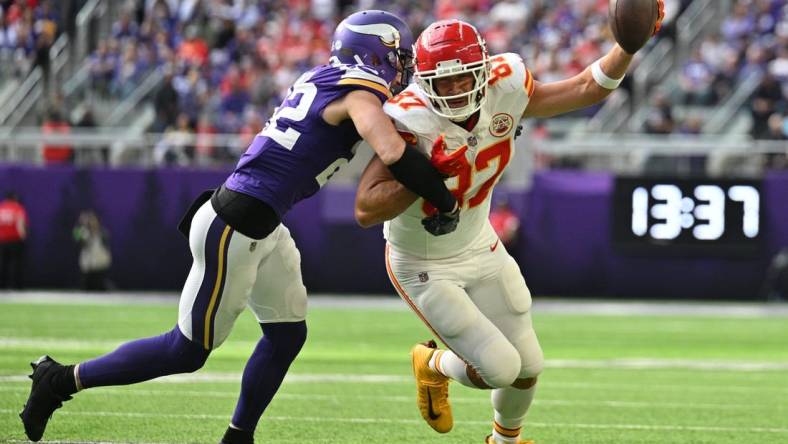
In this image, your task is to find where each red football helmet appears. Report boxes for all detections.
[413,20,490,121]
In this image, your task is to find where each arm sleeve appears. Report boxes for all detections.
[386,146,456,214]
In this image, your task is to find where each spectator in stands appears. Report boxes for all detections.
[0,13,14,52]
[111,41,148,98]
[173,66,208,123]
[219,67,251,132]
[248,59,277,110]
[771,45,788,85]
[0,0,63,79]
[761,247,788,301]
[738,43,769,81]
[678,114,704,135]
[41,108,73,164]
[721,1,755,41]
[678,48,715,105]
[644,92,675,134]
[73,209,112,291]
[754,0,780,34]
[489,0,529,30]
[33,0,59,37]
[751,73,784,138]
[111,10,139,42]
[194,113,218,165]
[9,5,35,77]
[177,25,208,67]
[89,38,119,96]
[32,25,51,88]
[151,67,178,132]
[490,198,521,265]
[75,106,110,165]
[699,33,731,73]
[711,54,740,103]
[237,108,263,154]
[153,112,194,166]
[0,191,28,289]
[765,112,788,140]
[763,112,788,169]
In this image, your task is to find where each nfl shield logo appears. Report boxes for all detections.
[418,272,429,283]
[249,242,257,252]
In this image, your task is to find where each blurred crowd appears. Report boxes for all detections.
[0,0,61,79]
[114,0,680,164]
[1,0,786,166]
[647,0,787,139]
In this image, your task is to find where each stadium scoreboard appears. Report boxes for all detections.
[613,177,763,256]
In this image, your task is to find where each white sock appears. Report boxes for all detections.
[73,364,83,391]
[490,385,537,443]
[428,349,476,388]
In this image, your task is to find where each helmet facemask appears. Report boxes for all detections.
[415,56,490,121]
[388,47,414,94]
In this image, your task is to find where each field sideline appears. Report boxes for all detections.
[1,292,787,443]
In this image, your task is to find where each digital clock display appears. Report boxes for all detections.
[612,177,763,255]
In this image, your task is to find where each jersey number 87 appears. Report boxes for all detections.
[422,138,512,215]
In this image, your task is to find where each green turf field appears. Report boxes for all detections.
[1,297,787,443]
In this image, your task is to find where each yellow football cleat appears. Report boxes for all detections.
[485,435,535,444]
[410,340,452,433]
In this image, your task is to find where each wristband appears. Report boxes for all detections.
[591,60,624,90]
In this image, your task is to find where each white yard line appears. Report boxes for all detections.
[2,291,788,317]
[2,373,787,396]
[0,385,781,411]
[0,372,407,384]
[3,337,788,372]
[547,358,788,371]
[0,408,786,434]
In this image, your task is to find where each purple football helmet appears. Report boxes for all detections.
[330,10,414,92]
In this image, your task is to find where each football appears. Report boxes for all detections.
[609,0,660,54]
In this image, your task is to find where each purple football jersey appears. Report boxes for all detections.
[224,64,391,217]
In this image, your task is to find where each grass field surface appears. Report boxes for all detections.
[1,294,787,443]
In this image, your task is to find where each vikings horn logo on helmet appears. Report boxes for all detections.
[343,23,401,48]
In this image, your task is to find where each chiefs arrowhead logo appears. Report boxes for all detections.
[489,113,514,137]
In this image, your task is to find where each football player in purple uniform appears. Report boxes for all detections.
[20,10,459,444]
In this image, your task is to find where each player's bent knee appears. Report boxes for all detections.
[511,376,538,390]
[170,327,211,373]
[508,323,544,381]
[520,353,544,379]
[477,339,521,388]
[261,320,307,362]
[178,350,209,373]
[514,330,544,380]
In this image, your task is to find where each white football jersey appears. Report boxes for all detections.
[383,53,535,259]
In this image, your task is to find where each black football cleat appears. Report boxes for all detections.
[19,355,72,442]
[219,426,254,444]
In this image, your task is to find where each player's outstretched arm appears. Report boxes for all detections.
[355,155,418,227]
[523,44,632,119]
[525,0,664,119]
[338,90,457,215]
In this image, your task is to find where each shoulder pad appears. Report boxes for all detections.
[335,64,391,99]
[383,87,441,155]
[488,53,534,98]
[384,88,437,136]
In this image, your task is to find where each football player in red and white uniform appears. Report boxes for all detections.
[355,10,663,444]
